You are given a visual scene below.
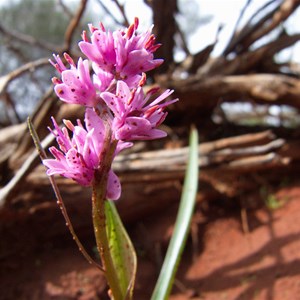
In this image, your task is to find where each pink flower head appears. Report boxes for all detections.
[43,108,131,200]
[101,80,178,140]
[47,18,178,199]
[50,54,98,106]
[79,18,163,84]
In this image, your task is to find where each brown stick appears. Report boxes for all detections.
[63,0,88,52]
[167,73,300,112]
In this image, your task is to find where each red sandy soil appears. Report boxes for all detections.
[1,183,300,300]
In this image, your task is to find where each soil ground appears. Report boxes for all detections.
[1,183,300,300]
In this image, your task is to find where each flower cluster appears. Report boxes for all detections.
[44,18,178,200]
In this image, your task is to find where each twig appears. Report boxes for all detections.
[243,0,300,50]
[224,0,281,54]
[0,22,59,53]
[225,153,290,170]
[2,92,21,124]
[175,22,190,56]
[0,58,50,95]
[203,32,300,77]
[95,0,127,27]
[57,0,74,19]
[63,0,88,52]
[241,207,250,234]
[167,72,300,111]
[223,0,252,55]
[112,0,130,26]
[113,133,285,172]
[0,132,54,207]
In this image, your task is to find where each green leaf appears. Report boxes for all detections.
[151,127,199,300]
[105,200,137,300]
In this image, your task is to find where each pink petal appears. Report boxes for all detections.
[43,159,66,174]
[114,117,151,140]
[84,108,105,154]
[79,41,105,66]
[83,129,99,168]
[115,141,133,155]
[101,81,130,118]
[106,170,121,200]
[73,126,87,153]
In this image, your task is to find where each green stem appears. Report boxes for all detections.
[92,133,123,300]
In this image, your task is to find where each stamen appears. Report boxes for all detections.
[81,30,89,42]
[139,73,147,87]
[134,17,139,30]
[64,53,75,67]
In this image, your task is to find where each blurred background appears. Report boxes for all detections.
[1,0,300,299]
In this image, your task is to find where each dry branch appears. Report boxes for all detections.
[0,58,50,96]
[0,22,59,52]
[63,0,88,52]
[149,0,178,72]
[0,133,54,207]
[165,73,300,113]
[224,0,300,55]
[113,133,285,173]
[0,129,290,209]
[0,128,294,235]
[57,0,74,19]
[241,0,300,51]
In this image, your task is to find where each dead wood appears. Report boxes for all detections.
[63,0,88,52]
[164,73,300,115]
[0,128,294,241]
[1,0,300,238]
[0,130,291,216]
[148,0,178,72]
[224,0,300,55]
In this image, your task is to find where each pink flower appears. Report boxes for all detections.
[79,24,116,73]
[92,63,114,92]
[79,18,163,84]
[47,18,178,198]
[50,54,98,106]
[101,80,178,140]
[43,108,131,200]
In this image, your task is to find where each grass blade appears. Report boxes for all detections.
[151,127,199,300]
